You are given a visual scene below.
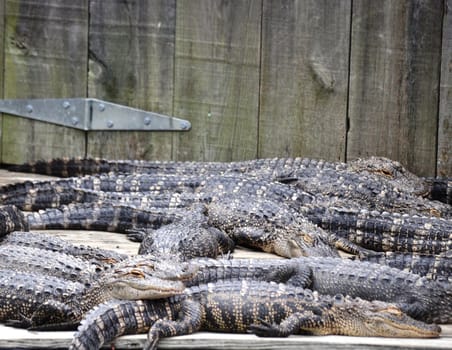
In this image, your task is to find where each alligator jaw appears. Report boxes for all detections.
[107,277,185,300]
[360,304,441,338]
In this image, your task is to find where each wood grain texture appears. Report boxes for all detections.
[258,0,351,161]
[173,0,261,161]
[0,326,450,350]
[1,0,87,164]
[437,0,452,177]
[0,0,4,159]
[87,0,176,160]
[347,0,443,177]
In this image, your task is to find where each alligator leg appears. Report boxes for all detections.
[248,311,320,337]
[4,301,76,331]
[229,226,339,258]
[27,301,80,331]
[329,235,378,258]
[144,299,203,350]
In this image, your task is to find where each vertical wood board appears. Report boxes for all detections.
[437,0,452,177]
[0,1,4,97]
[347,0,443,177]
[2,0,88,164]
[87,0,176,160]
[259,0,351,161]
[173,0,261,161]
[0,1,5,160]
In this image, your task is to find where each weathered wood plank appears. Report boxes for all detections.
[172,0,261,161]
[0,324,450,349]
[1,0,88,164]
[87,0,176,160]
[258,0,351,161]
[438,0,452,177]
[347,0,443,177]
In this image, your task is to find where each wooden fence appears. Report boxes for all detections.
[0,0,450,177]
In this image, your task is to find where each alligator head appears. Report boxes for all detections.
[101,255,198,300]
[321,296,441,338]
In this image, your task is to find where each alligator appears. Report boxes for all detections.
[69,280,441,350]
[4,157,451,217]
[72,189,452,257]
[148,256,452,324]
[0,245,103,283]
[283,256,452,324]
[0,268,86,329]
[25,202,185,233]
[301,205,452,255]
[2,248,449,332]
[0,205,28,237]
[0,231,127,264]
[60,254,450,324]
[135,204,235,259]
[25,198,344,258]
[23,189,452,257]
[353,250,452,284]
[0,256,195,330]
[4,156,432,200]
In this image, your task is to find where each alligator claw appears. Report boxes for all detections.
[248,318,285,337]
[144,331,160,350]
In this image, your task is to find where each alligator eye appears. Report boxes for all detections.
[128,269,145,278]
[383,306,403,316]
[378,169,393,177]
[135,262,156,270]
[302,235,314,244]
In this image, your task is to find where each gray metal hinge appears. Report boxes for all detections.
[0,98,191,131]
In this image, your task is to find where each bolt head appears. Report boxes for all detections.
[180,121,190,130]
[26,104,33,113]
[107,120,114,128]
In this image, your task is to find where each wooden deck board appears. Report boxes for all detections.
[0,169,451,349]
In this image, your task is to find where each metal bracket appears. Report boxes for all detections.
[0,98,191,131]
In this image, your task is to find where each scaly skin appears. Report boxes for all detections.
[284,257,452,324]
[206,194,341,257]
[0,245,101,283]
[353,250,452,284]
[136,204,235,259]
[0,205,28,237]
[69,280,441,350]
[4,158,450,217]
[25,197,343,258]
[0,257,196,330]
[117,255,451,324]
[0,231,127,264]
[301,205,452,255]
[0,269,86,328]
[5,156,346,177]
[3,156,431,199]
[25,202,184,233]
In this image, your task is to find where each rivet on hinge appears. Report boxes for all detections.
[26,104,33,113]
[180,121,190,130]
[71,117,79,126]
